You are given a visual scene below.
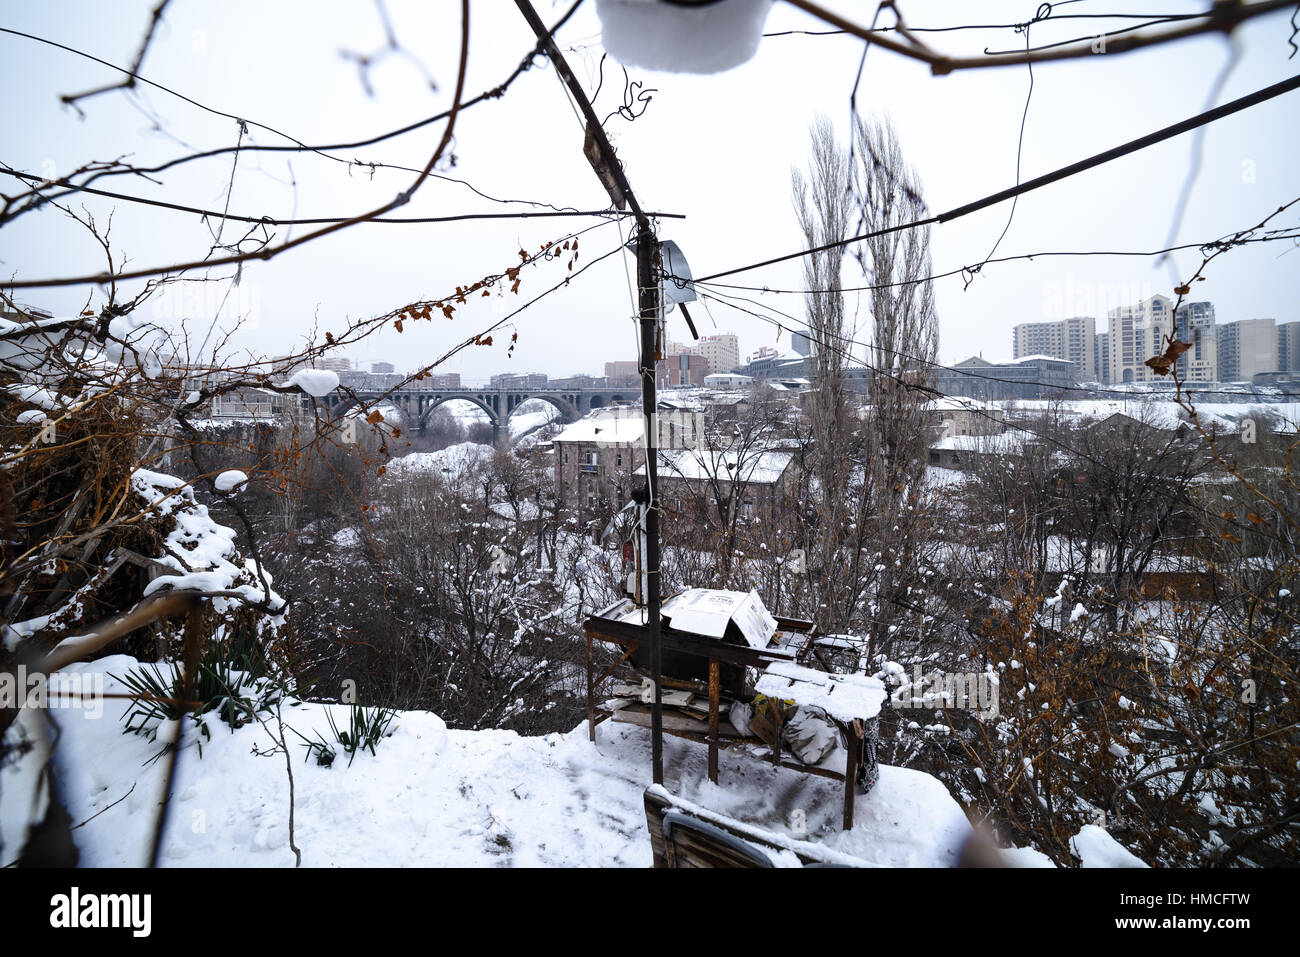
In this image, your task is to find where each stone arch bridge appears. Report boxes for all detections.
[324,385,635,444]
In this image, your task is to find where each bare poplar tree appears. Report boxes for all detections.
[852,116,940,660]
[792,116,854,629]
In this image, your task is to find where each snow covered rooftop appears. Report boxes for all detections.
[552,409,643,445]
[924,396,1001,413]
[999,399,1300,434]
[637,449,793,484]
[931,430,1036,454]
[1014,354,1074,364]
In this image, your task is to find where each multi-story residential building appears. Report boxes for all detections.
[370,361,395,374]
[924,396,1006,438]
[1277,321,1300,373]
[318,357,352,372]
[1173,301,1218,383]
[604,360,640,384]
[339,370,403,391]
[1108,295,1174,384]
[490,372,548,389]
[552,410,646,522]
[1094,332,1110,384]
[656,352,709,387]
[210,386,304,420]
[1012,317,1095,378]
[668,333,741,375]
[1218,318,1279,382]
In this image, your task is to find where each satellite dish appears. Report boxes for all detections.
[659,240,697,314]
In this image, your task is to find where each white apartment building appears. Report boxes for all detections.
[1173,301,1217,383]
[1012,317,1095,379]
[669,333,741,375]
[1218,318,1278,382]
[1277,320,1300,373]
[1108,295,1174,384]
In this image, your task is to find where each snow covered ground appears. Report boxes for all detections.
[384,441,494,476]
[3,656,975,868]
[507,398,561,439]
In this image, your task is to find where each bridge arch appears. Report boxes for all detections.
[504,392,579,425]
[416,393,500,434]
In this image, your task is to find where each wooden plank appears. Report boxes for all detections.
[708,659,720,785]
[843,722,859,831]
[585,630,595,742]
[596,644,638,688]
[613,708,709,735]
[643,787,864,868]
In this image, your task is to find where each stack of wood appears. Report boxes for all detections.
[606,678,749,738]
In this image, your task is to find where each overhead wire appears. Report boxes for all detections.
[691,72,1300,285]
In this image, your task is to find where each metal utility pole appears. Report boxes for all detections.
[514,0,664,783]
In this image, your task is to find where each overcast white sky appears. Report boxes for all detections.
[2,0,1298,381]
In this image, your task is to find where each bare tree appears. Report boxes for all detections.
[792,117,854,630]
[851,116,939,656]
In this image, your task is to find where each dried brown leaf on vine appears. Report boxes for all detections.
[1144,339,1191,376]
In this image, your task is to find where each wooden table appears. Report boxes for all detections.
[583,598,883,830]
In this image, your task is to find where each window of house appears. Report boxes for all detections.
[742,500,754,519]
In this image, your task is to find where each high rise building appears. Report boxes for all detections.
[668,333,740,375]
[1173,301,1217,383]
[370,361,395,374]
[1218,318,1278,382]
[1094,332,1110,385]
[318,357,352,372]
[1107,295,1173,384]
[1277,321,1300,373]
[1012,317,1095,379]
